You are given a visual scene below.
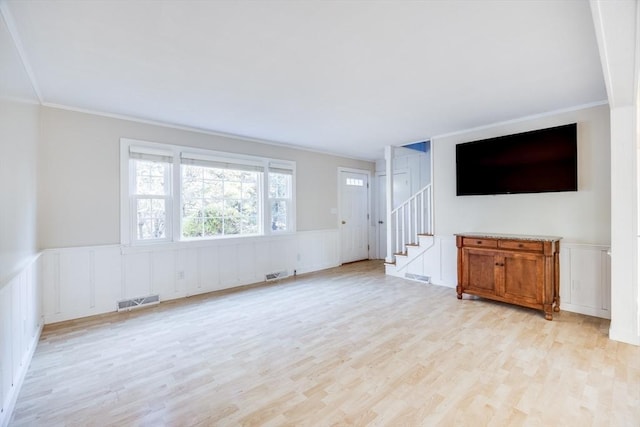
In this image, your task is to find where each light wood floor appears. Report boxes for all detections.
[10,260,640,426]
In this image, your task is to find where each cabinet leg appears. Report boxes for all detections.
[456,286,463,300]
[544,304,553,320]
[553,295,560,312]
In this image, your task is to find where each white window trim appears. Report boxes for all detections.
[129,157,173,244]
[267,162,296,234]
[120,138,296,246]
[180,163,264,239]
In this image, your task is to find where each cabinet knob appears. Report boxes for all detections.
[476,241,482,244]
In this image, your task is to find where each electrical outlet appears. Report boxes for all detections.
[177,271,185,280]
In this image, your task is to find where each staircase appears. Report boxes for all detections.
[384,183,435,281]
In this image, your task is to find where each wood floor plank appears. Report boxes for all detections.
[9,260,640,426]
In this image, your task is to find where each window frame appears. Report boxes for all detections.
[267,165,295,233]
[129,156,173,244]
[120,138,296,246]
[179,159,264,240]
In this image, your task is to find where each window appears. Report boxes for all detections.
[346,177,364,186]
[129,147,172,243]
[268,168,293,232]
[181,159,261,238]
[121,139,295,245]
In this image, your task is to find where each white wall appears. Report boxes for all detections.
[38,107,374,249]
[393,145,431,195]
[0,8,43,426]
[433,104,610,245]
[0,99,39,283]
[375,144,432,203]
[34,106,374,324]
[393,104,612,319]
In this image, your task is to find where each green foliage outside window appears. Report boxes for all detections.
[134,160,169,240]
[182,165,259,238]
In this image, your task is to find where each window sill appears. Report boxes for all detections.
[121,232,297,254]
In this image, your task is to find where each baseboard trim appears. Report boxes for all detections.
[609,325,640,346]
[560,303,611,320]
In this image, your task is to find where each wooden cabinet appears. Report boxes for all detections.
[456,233,561,320]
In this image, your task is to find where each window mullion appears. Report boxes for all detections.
[128,160,137,244]
[262,162,270,235]
[172,155,181,242]
[130,195,137,244]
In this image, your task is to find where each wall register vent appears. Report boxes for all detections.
[405,273,431,283]
[117,294,160,312]
[265,270,289,281]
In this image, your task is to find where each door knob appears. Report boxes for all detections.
[378,220,384,224]
[341,220,346,224]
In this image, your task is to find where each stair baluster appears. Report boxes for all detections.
[390,184,433,262]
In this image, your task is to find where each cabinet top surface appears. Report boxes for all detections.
[455,232,562,242]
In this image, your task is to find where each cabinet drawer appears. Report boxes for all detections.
[462,237,497,248]
[498,240,543,252]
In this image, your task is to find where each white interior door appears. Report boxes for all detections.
[340,170,369,264]
[376,170,410,259]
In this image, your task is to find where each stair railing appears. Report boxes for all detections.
[390,184,433,257]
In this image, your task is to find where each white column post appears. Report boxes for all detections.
[609,105,640,345]
[590,0,640,345]
[385,145,394,263]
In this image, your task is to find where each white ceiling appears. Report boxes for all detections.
[4,0,606,160]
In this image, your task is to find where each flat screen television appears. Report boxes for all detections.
[456,123,577,196]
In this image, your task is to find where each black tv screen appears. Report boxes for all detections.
[456,123,577,196]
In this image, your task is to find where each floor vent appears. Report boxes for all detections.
[405,273,431,283]
[266,270,289,281]
[117,294,160,312]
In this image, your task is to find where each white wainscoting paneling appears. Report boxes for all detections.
[297,229,339,274]
[42,230,339,324]
[42,246,122,323]
[434,236,458,287]
[0,255,42,427]
[559,243,611,319]
[391,235,457,288]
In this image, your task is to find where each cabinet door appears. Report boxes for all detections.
[463,249,497,296]
[501,252,544,305]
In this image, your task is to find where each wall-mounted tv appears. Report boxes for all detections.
[456,123,577,196]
